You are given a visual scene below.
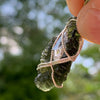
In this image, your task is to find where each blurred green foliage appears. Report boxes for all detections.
[0,0,100,100]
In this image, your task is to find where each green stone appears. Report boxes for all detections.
[34,17,81,92]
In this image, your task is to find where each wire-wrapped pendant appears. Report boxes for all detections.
[34,17,83,92]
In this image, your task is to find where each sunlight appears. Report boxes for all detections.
[82,58,94,68]
[0,36,22,56]
[9,46,22,56]
[0,36,8,45]
[13,26,23,35]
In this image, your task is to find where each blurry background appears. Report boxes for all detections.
[0,0,100,100]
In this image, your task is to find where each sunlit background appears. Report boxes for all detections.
[0,0,100,100]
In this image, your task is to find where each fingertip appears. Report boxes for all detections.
[77,8,100,44]
[66,0,84,16]
[77,0,100,44]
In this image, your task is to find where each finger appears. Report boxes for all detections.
[66,0,84,16]
[77,0,100,44]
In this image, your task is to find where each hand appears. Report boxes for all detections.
[66,0,100,44]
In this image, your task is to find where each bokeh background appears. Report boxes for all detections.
[0,0,100,100]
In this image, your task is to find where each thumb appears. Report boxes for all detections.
[77,0,100,44]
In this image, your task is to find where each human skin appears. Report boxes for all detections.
[66,0,100,44]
